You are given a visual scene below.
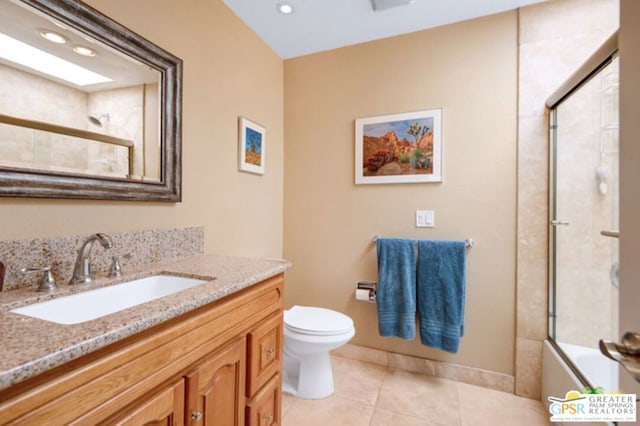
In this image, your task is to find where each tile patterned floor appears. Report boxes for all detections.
[282,356,552,426]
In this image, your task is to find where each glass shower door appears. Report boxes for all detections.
[549,56,620,391]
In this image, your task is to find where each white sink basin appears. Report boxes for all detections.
[11,274,211,325]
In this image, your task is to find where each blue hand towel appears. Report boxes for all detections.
[416,240,466,353]
[376,238,418,339]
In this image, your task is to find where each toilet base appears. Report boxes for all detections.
[282,351,335,399]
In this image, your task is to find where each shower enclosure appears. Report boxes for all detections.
[548,51,620,392]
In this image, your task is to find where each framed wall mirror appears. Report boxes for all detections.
[0,0,183,201]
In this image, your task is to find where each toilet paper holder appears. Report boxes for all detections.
[356,281,376,302]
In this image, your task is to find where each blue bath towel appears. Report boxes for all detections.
[376,238,418,339]
[416,240,466,353]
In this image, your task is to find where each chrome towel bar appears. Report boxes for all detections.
[373,236,474,248]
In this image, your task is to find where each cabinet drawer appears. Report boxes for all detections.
[246,312,282,397]
[246,374,281,426]
[99,379,185,426]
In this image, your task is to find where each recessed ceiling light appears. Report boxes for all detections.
[38,29,67,44]
[0,32,111,86]
[277,2,293,15]
[73,45,96,57]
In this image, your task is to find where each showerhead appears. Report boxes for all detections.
[88,113,109,127]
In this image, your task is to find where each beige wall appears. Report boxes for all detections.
[284,13,518,374]
[0,0,284,259]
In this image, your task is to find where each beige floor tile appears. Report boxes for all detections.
[281,392,297,418]
[331,355,388,406]
[282,395,374,426]
[376,369,461,425]
[457,382,551,426]
[370,408,431,425]
[282,351,552,426]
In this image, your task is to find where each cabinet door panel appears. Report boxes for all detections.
[247,313,282,396]
[102,379,185,426]
[186,338,246,426]
[246,374,281,426]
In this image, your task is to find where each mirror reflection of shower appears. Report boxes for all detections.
[88,113,109,129]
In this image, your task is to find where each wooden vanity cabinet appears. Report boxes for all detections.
[0,274,285,426]
[245,313,283,426]
[100,379,186,425]
[246,374,281,426]
[246,312,283,397]
[185,337,246,426]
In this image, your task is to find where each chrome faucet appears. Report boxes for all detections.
[69,233,113,285]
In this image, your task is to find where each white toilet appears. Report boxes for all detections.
[282,305,355,399]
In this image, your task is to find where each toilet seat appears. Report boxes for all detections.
[284,305,354,336]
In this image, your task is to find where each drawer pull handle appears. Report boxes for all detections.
[191,411,203,421]
[266,348,275,355]
[264,414,273,422]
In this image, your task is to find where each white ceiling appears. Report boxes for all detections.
[0,1,158,92]
[222,0,549,59]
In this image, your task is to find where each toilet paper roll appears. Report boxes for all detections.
[355,288,373,302]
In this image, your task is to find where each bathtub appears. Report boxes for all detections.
[542,340,616,426]
[558,342,619,392]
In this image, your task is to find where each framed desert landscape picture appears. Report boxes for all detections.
[355,108,442,184]
[238,116,266,175]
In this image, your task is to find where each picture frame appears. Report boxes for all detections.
[355,108,442,184]
[238,116,266,175]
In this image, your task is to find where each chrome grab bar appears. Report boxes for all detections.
[601,230,619,238]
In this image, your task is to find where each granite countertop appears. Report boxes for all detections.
[0,254,291,391]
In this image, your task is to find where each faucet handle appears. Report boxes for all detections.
[20,266,58,292]
[108,253,132,278]
[108,257,122,278]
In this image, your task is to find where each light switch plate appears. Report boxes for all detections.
[416,210,434,228]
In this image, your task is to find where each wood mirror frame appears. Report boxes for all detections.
[0,0,183,201]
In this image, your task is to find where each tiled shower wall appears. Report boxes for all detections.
[0,227,204,291]
[516,0,619,399]
[0,64,149,178]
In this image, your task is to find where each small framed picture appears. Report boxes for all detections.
[238,116,266,175]
[355,108,442,184]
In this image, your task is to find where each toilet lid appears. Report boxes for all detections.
[284,305,353,335]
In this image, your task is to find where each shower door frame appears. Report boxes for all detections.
[546,32,619,390]
[548,104,594,388]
